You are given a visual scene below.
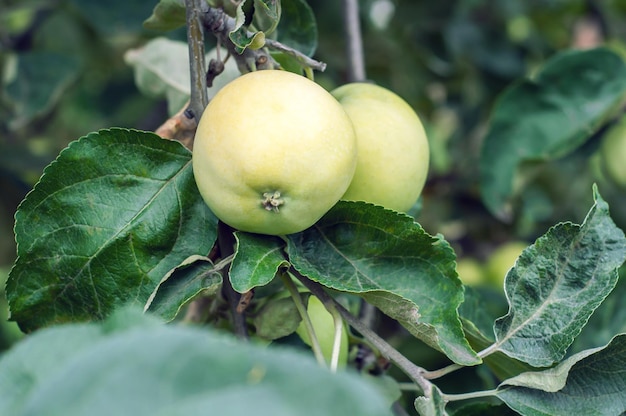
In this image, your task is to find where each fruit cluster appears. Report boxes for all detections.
[192,70,429,235]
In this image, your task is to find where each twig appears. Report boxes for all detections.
[290,267,432,396]
[202,7,278,73]
[185,0,209,120]
[218,221,248,340]
[343,0,366,82]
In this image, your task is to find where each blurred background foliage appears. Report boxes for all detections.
[1,0,626,405]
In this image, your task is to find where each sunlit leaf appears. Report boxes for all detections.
[493,186,626,367]
[124,38,240,115]
[288,201,479,366]
[0,307,393,416]
[480,48,626,219]
[7,129,218,331]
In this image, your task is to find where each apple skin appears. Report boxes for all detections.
[456,257,486,286]
[192,70,357,235]
[331,83,430,213]
[296,295,348,368]
[600,115,626,189]
[485,241,528,289]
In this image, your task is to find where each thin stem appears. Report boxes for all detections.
[327,303,344,372]
[290,267,432,396]
[185,0,209,120]
[343,0,366,82]
[441,389,499,402]
[280,273,326,367]
[422,362,463,380]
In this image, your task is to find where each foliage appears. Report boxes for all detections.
[2,0,626,415]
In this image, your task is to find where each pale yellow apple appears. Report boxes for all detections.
[485,241,528,289]
[331,83,430,212]
[192,70,357,235]
[600,115,626,189]
[456,257,486,286]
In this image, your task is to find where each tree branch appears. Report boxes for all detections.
[343,0,366,82]
[185,0,209,120]
[290,267,432,396]
[202,7,278,73]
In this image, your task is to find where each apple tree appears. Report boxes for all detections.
[1,1,626,415]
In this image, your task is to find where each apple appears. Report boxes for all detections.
[192,70,357,235]
[485,241,528,289]
[456,257,485,286]
[599,115,626,189]
[331,83,430,213]
[296,295,348,368]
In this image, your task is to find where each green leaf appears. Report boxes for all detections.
[480,48,626,219]
[143,0,186,31]
[4,51,81,130]
[124,38,240,115]
[276,0,317,57]
[460,287,533,380]
[288,201,479,366]
[7,129,218,331]
[68,0,156,36]
[497,334,626,415]
[253,0,282,35]
[0,307,393,416]
[229,0,266,53]
[230,232,288,293]
[451,403,518,416]
[145,255,223,321]
[493,187,626,367]
[570,266,626,353]
[253,295,301,340]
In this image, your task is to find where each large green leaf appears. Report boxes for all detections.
[124,38,240,115]
[287,201,479,366]
[480,48,626,219]
[497,334,626,415]
[7,129,218,331]
[4,51,81,130]
[493,187,626,367]
[0,307,393,416]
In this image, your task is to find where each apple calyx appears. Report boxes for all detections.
[262,191,284,212]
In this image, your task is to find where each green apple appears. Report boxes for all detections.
[331,83,430,213]
[485,241,528,289]
[193,70,357,235]
[600,115,626,189]
[296,295,348,368]
[456,257,485,286]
